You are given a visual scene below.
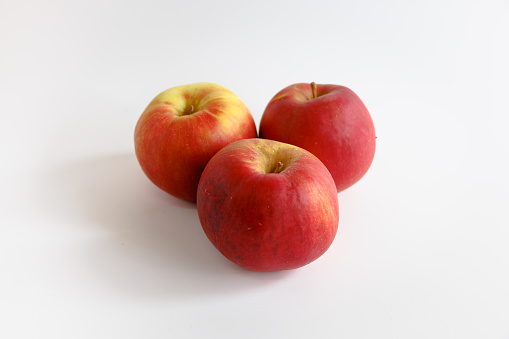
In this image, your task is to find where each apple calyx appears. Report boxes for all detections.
[310,82,318,99]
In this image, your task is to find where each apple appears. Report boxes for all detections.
[134,82,257,202]
[259,82,376,192]
[197,138,339,272]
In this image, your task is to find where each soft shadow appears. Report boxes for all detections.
[43,154,293,300]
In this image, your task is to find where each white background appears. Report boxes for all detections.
[1,0,509,338]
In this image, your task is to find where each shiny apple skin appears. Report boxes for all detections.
[259,83,376,192]
[197,138,339,272]
[135,82,257,202]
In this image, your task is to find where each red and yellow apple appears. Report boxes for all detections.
[134,82,257,202]
[197,138,339,272]
[259,82,376,192]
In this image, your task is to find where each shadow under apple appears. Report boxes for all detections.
[43,153,292,301]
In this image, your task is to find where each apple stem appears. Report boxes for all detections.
[311,82,317,99]
[274,161,284,173]
[181,104,195,116]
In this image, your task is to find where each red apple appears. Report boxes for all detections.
[197,138,339,272]
[134,82,257,202]
[259,82,376,192]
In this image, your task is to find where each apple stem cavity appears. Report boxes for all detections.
[310,82,318,99]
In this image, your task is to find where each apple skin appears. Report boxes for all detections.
[134,82,257,202]
[197,138,339,272]
[259,83,376,192]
